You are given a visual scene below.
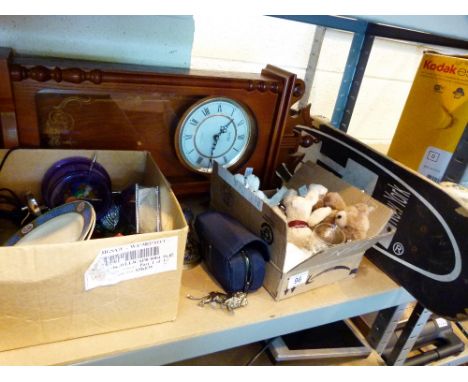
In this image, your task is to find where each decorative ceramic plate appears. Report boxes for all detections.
[84,203,97,240]
[3,201,95,246]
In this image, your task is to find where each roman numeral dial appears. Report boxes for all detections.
[175,97,256,174]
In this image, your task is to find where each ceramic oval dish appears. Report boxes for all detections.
[3,201,96,246]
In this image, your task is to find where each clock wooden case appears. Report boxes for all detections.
[0,47,305,195]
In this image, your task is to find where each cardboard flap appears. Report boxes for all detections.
[210,163,287,265]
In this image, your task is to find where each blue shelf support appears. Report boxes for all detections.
[272,16,466,132]
[331,29,374,132]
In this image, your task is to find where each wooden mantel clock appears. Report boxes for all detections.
[0,47,305,194]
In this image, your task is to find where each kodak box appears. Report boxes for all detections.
[388,51,468,184]
[0,149,188,352]
[211,161,394,300]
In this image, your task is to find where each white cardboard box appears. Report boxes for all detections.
[211,161,394,300]
[0,149,188,351]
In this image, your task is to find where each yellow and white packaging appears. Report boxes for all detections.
[388,51,468,183]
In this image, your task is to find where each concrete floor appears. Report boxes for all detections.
[170,341,381,366]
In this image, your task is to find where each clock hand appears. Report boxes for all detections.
[210,118,234,162]
[220,118,234,133]
[210,132,220,159]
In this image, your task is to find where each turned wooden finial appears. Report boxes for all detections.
[9,64,103,84]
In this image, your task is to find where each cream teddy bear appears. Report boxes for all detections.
[283,192,316,249]
[304,185,335,229]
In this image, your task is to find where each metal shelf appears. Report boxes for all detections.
[272,16,468,132]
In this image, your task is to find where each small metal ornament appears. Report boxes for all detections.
[182,206,201,269]
[98,202,121,232]
[186,291,248,311]
[20,192,48,226]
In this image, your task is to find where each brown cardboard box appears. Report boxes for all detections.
[211,161,394,300]
[0,149,188,352]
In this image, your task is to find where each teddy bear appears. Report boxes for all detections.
[284,193,344,259]
[282,187,374,247]
[304,184,327,206]
[283,192,316,249]
[313,191,346,211]
[302,185,338,229]
[280,187,337,255]
[333,203,374,241]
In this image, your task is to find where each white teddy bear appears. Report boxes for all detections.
[283,193,317,249]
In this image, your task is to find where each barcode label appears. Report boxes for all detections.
[103,246,159,266]
[418,146,452,183]
[85,237,178,291]
[426,174,441,183]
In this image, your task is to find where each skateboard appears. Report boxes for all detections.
[293,121,467,321]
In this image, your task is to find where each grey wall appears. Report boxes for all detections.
[0,16,195,68]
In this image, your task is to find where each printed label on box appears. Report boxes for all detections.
[417,146,452,183]
[435,317,449,328]
[84,237,178,290]
[287,271,309,289]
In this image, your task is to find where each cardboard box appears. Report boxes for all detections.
[0,149,188,352]
[388,51,468,185]
[211,161,394,300]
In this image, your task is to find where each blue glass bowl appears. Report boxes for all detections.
[48,170,112,220]
[42,156,111,205]
[42,157,112,220]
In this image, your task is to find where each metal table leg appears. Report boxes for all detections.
[366,303,408,355]
[385,303,432,366]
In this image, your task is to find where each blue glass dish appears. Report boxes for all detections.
[48,171,112,220]
[41,156,111,206]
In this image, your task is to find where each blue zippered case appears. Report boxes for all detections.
[194,210,270,293]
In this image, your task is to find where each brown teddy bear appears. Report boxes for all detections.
[314,191,347,211]
[334,203,374,241]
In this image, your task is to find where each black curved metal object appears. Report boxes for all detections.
[294,123,467,321]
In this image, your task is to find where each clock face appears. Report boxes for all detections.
[175,97,256,173]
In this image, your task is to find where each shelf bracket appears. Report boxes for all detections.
[331,30,373,132]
